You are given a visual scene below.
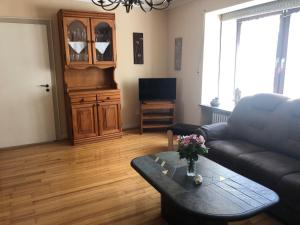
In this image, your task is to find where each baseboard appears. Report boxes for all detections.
[123,123,139,130]
[0,139,66,151]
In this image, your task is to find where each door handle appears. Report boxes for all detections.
[40,84,50,92]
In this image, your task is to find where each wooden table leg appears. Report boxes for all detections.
[167,130,174,151]
[161,195,228,225]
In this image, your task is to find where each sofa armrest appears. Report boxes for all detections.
[201,122,229,141]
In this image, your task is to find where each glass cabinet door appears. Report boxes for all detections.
[91,19,116,65]
[63,17,92,65]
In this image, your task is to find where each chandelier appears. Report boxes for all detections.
[91,0,173,13]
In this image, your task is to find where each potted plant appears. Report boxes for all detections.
[177,134,208,176]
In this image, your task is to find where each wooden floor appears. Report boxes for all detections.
[0,131,283,225]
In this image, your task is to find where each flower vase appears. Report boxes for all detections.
[186,159,196,177]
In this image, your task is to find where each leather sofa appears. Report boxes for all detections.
[201,94,300,225]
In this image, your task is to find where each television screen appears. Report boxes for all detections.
[139,78,176,101]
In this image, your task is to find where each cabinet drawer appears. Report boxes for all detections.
[98,91,120,101]
[70,96,97,104]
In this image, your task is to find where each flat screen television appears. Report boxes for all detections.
[139,78,176,101]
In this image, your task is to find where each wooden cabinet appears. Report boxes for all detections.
[72,103,98,139]
[58,10,122,145]
[59,10,116,69]
[99,102,121,135]
[70,93,122,144]
[63,17,93,66]
[140,101,175,134]
[91,18,116,66]
[67,90,122,145]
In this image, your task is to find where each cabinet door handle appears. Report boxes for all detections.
[106,97,110,100]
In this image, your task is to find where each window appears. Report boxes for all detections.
[284,11,300,99]
[235,15,280,97]
[219,8,300,104]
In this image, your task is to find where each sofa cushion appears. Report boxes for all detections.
[277,99,300,160]
[227,94,288,150]
[201,122,229,141]
[169,123,204,136]
[276,172,300,212]
[207,140,266,169]
[227,94,300,160]
[237,151,300,187]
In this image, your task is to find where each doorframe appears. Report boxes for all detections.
[0,18,61,140]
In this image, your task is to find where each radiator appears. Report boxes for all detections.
[212,112,230,123]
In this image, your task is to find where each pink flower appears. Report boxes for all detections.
[197,135,205,144]
[183,136,190,145]
[178,134,206,146]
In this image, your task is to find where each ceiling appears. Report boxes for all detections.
[170,0,194,9]
[76,0,194,10]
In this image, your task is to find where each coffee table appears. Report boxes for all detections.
[131,152,279,225]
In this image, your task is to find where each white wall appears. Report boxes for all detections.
[0,0,169,138]
[167,0,264,125]
[0,0,272,140]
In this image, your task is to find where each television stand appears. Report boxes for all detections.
[140,101,175,134]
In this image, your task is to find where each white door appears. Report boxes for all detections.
[0,22,56,148]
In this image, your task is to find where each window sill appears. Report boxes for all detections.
[199,103,234,114]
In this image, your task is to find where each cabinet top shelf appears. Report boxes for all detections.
[68,86,120,95]
[58,9,115,19]
[65,63,116,70]
[141,101,175,104]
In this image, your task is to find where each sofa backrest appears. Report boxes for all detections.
[228,93,300,160]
